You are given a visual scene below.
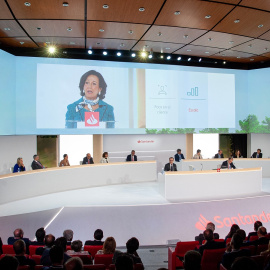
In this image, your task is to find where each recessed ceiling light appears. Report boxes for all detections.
[229,41,234,44]
[128,30,133,34]
[141,51,147,58]
[20,41,25,45]
[265,48,268,51]
[174,11,180,15]
[248,44,252,48]
[144,45,149,48]
[148,54,153,59]
[250,59,254,61]
[67,27,72,31]
[187,49,191,52]
[205,52,209,54]
[258,24,263,28]
[103,4,109,9]
[36,27,41,30]
[157,32,162,36]
[208,38,212,41]
[131,53,136,57]
[96,42,101,45]
[69,42,75,45]
[177,57,181,61]
[99,29,104,32]
[48,46,56,54]
[234,19,240,23]
[199,58,202,62]
[24,2,31,6]
[88,50,92,55]
[215,61,217,64]
[45,41,50,44]
[167,56,171,60]
[222,54,226,56]
[205,15,211,19]
[62,2,69,7]
[103,51,107,55]
[139,7,145,12]
[165,47,170,50]
[116,52,121,56]
[160,55,164,59]
[4,28,10,31]
[120,43,125,47]
[188,58,191,61]
[237,56,241,58]
[223,61,226,64]
[183,35,188,39]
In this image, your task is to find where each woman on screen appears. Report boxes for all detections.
[65,70,115,128]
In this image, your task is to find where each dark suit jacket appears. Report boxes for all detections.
[174,153,185,162]
[214,153,224,158]
[84,240,104,246]
[252,152,263,158]
[31,160,43,170]
[126,154,137,162]
[248,236,269,246]
[82,157,94,164]
[198,240,225,255]
[15,255,36,270]
[221,249,251,269]
[221,160,236,169]
[195,233,220,245]
[8,237,30,254]
[164,163,177,171]
[247,231,257,241]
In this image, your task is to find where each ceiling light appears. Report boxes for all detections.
[187,49,191,52]
[177,57,181,61]
[205,52,209,54]
[4,28,10,31]
[188,58,191,61]
[116,52,121,56]
[157,32,162,36]
[208,38,212,41]
[69,42,75,45]
[96,42,101,45]
[139,7,145,12]
[160,55,164,59]
[205,15,211,19]
[131,53,136,57]
[141,51,147,58]
[237,56,241,58]
[24,2,31,6]
[48,46,56,54]
[67,27,72,31]
[174,11,180,15]
[62,2,69,7]
[265,48,268,51]
[20,41,25,45]
[103,51,108,55]
[183,35,188,39]
[223,61,226,64]
[199,58,202,62]
[128,30,133,34]
[250,59,254,61]
[120,43,125,47]
[258,24,263,28]
[167,56,171,60]
[165,47,170,50]
[248,44,252,48]
[148,54,153,59]
[88,50,93,55]
[234,19,240,23]
[99,29,104,32]
[229,41,234,44]
[103,4,109,9]
[222,54,226,56]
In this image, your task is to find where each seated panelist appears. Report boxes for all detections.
[100,152,109,163]
[234,150,242,158]
[214,150,224,158]
[59,154,70,166]
[126,150,137,162]
[174,149,185,162]
[82,153,94,164]
[251,148,262,158]
[193,149,203,159]
[164,157,177,171]
[13,157,26,173]
[31,155,44,170]
[221,157,236,169]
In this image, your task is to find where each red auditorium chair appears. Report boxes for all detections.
[249,235,259,242]
[225,238,231,244]
[34,266,43,270]
[109,264,143,270]
[202,239,225,245]
[94,254,114,268]
[29,245,43,256]
[67,245,72,250]
[70,254,93,264]
[168,241,199,270]
[18,266,30,270]
[84,264,106,270]
[220,264,228,270]
[201,248,226,270]
[84,246,103,258]
[251,255,265,269]
[240,245,256,256]
[2,245,14,254]
[30,255,42,264]
[256,244,269,255]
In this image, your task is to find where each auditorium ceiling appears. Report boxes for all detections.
[1,0,270,68]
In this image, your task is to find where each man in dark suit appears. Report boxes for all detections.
[31,154,44,170]
[82,153,94,164]
[195,222,219,245]
[214,150,224,158]
[248,226,269,245]
[247,221,262,241]
[174,149,185,162]
[126,150,137,162]
[198,229,225,255]
[31,227,46,246]
[164,157,177,171]
[221,157,236,169]
[85,229,104,246]
[252,148,263,158]
[8,228,30,253]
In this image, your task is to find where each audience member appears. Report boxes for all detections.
[174,149,185,162]
[195,222,219,245]
[193,149,203,159]
[183,250,201,270]
[251,149,262,158]
[0,255,19,270]
[82,153,94,164]
[231,256,258,270]
[164,157,177,171]
[65,257,83,270]
[248,226,269,245]
[198,229,225,255]
[59,154,70,166]
[221,157,236,169]
[221,233,251,270]
[247,220,263,240]
[13,157,26,173]
[115,254,134,270]
[67,240,89,255]
[8,228,30,253]
[31,227,46,246]
[224,224,240,243]
[100,152,109,163]
[13,239,35,270]
[0,237,3,254]
[37,234,55,255]
[31,154,44,170]
[97,237,117,254]
[126,150,137,162]
[214,150,224,158]
[63,229,73,245]
[85,229,104,246]
[45,245,65,269]
[235,229,247,243]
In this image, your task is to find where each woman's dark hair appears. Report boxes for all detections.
[126,237,139,253]
[63,154,68,158]
[227,224,240,238]
[79,70,107,100]
[102,152,108,158]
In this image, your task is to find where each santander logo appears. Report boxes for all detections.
[137,140,154,143]
[195,211,270,230]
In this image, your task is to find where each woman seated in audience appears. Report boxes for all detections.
[67,240,89,255]
[97,237,117,254]
[13,157,26,173]
[224,224,240,244]
[100,152,109,163]
[234,150,242,158]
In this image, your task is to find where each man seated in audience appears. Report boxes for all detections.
[214,150,224,158]
[65,257,83,270]
[8,228,30,253]
[43,245,65,270]
[85,229,104,246]
[82,153,94,164]
[198,229,225,255]
[235,229,247,244]
[195,222,219,245]
[67,240,89,255]
[174,149,185,162]
[115,254,134,270]
[251,148,262,158]
[183,250,201,270]
[63,229,73,246]
[164,157,177,171]
[247,220,262,240]
[13,239,35,270]
[231,256,259,270]
[0,255,19,270]
[36,234,55,255]
[31,154,45,170]
[248,226,269,245]
[221,233,251,270]
[31,227,45,246]
[221,157,236,169]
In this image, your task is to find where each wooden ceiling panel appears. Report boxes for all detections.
[0,0,13,19]
[213,7,270,38]
[210,54,267,63]
[19,20,84,37]
[211,49,255,59]
[155,0,234,30]
[8,0,84,20]
[240,0,270,12]
[0,37,37,47]
[174,45,222,56]
[0,20,26,37]
[33,37,85,48]
[87,21,149,39]
[231,39,270,55]
[132,41,185,54]
[141,25,207,44]
[259,30,270,41]
[191,31,253,49]
[86,0,164,24]
[87,38,137,50]
[210,0,240,4]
